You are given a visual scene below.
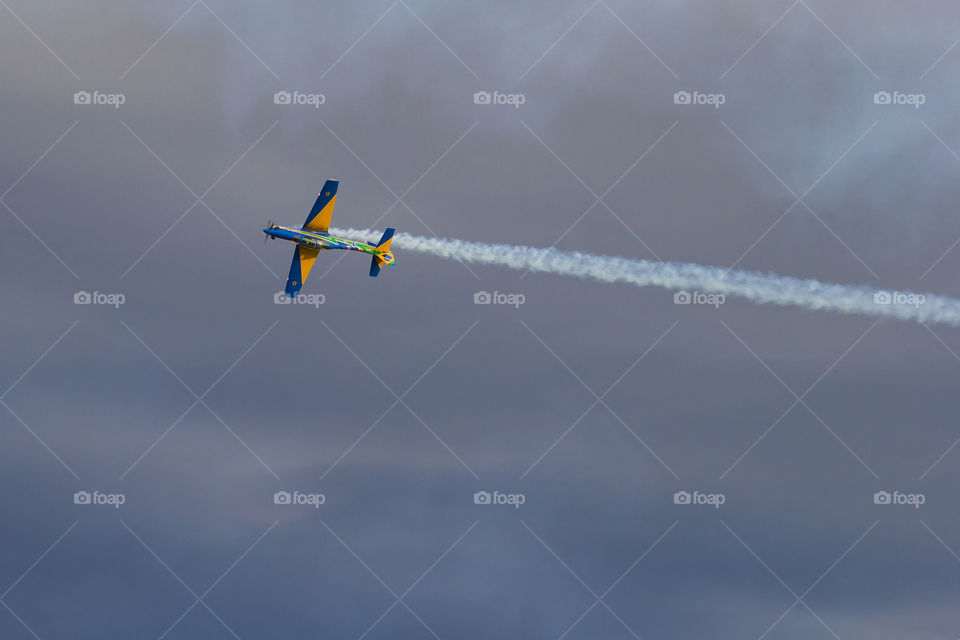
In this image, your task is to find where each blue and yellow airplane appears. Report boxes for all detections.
[263,180,395,296]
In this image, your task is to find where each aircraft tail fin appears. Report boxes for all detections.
[369,228,395,277]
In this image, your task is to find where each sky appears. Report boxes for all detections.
[3,1,960,638]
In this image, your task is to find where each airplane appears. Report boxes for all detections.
[263,180,395,297]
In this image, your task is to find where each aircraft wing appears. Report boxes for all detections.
[302,179,338,232]
[284,245,320,297]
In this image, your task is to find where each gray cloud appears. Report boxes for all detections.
[3,1,960,638]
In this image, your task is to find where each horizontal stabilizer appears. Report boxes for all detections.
[375,227,394,252]
[369,253,384,277]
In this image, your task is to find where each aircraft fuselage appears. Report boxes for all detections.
[264,225,394,264]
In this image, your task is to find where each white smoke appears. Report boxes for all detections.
[334,228,960,326]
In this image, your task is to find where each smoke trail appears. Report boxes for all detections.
[334,228,960,326]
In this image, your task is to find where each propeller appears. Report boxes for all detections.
[264,218,273,244]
